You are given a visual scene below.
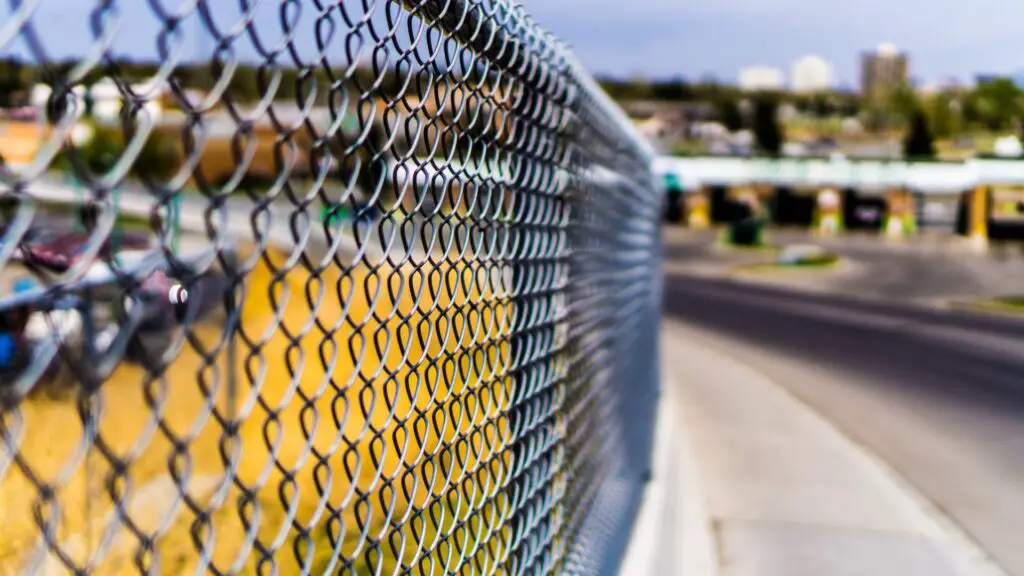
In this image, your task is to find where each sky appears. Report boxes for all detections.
[4,1,1024,88]
[517,0,1024,87]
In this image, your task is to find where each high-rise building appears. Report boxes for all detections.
[790,55,834,93]
[738,66,785,92]
[861,43,909,98]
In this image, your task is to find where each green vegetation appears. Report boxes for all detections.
[903,110,937,160]
[954,296,1024,316]
[734,251,840,276]
[995,296,1024,307]
[753,99,784,155]
[52,123,182,181]
[0,58,410,108]
[783,251,839,267]
[599,75,1024,153]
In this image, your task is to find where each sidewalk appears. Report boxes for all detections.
[621,320,1005,576]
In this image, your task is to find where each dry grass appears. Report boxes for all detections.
[0,247,514,574]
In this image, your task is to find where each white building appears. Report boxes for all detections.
[30,84,86,120]
[790,55,834,93]
[89,78,166,123]
[90,78,123,121]
[738,66,785,92]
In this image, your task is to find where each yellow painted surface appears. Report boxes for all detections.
[0,249,513,574]
[687,189,710,228]
[0,121,48,166]
[971,185,989,239]
[815,188,842,236]
[884,188,914,238]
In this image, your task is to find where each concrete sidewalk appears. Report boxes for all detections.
[621,320,1006,576]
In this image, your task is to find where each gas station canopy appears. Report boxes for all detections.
[656,156,1024,194]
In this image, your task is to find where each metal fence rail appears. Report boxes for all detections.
[0,1,660,574]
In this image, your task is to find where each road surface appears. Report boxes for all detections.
[666,228,1024,302]
[664,271,1024,575]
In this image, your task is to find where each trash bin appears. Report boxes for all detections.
[664,190,684,223]
[728,217,765,247]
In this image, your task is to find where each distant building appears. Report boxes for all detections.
[939,76,968,93]
[860,42,909,99]
[790,55,834,93]
[30,84,86,122]
[975,73,1006,85]
[777,103,799,122]
[622,100,712,144]
[86,78,167,123]
[738,66,785,92]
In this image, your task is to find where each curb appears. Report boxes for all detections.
[946,298,1024,318]
[618,342,717,576]
[728,257,846,277]
[665,321,1008,576]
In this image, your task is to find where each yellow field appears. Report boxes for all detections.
[0,249,514,574]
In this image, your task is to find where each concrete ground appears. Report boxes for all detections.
[622,227,1024,575]
[624,320,1007,576]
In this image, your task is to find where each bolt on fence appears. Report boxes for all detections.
[0,1,661,574]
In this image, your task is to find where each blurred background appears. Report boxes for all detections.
[519,2,1024,576]
[5,1,1024,575]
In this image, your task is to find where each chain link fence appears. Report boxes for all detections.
[0,1,661,573]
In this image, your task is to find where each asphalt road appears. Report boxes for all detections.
[666,228,1024,301]
[664,272,1024,575]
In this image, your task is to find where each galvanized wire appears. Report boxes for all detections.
[0,1,660,574]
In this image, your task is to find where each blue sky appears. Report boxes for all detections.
[4,1,1024,88]
[518,0,1024,86]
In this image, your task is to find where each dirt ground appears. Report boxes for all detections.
[0,247,514,574]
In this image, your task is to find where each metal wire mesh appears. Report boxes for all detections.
[0,1,661,574]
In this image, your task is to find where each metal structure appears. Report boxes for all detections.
[0,1,660,574]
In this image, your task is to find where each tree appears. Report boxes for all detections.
[809,93,833,118]
[55,123,182,180]
[965,78,1023,132]
[926,94,957,139]
[903,110,936,160]
[752,99,784,155]
[889,84,920,124]
[79,125,125,174]
[0,58,26,108]
[595,77,652,101]
[226,64,262,103]
[650,79,694,101]
[715,98,744,132]
[133,128,183,181]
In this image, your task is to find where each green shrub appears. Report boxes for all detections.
[54,123,182,180]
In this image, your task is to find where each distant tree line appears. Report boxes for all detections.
[598,77,862,120]
[0,57,415,110]
[598,75,1024,150]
